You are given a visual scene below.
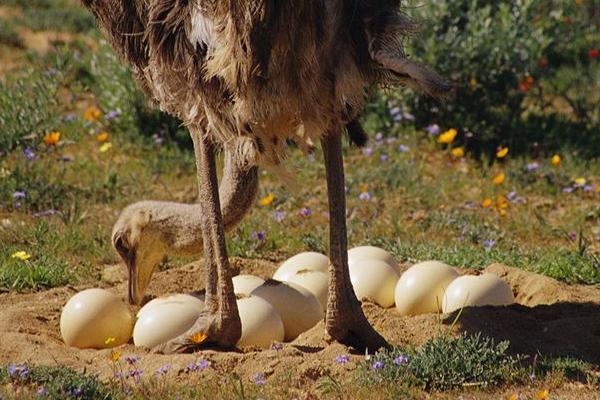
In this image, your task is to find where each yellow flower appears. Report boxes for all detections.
[509,394,519,400]
[43,131,61,146]
[110,350,121,362]
[469,77,478,88]
[497,196,509,209]
[105,337,116,345]
[438,128,458,144]
[259,192,275,206]
[11,251,31,261]
[492,173,506,185]
[84,105,102,122]
[596,186,600,193]
[482,198,493,208]
[551,154,561,167]
[574,177,586,186]
[358,183,368,193]
[97,132,109,143]
[189,331,208,344]
[451,147,465,158]
[99,142,113,153]
[496,147,509,158]
[537,389,549,400]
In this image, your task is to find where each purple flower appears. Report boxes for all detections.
[271,342,283,351]
[375,132,384,144]
[64,113,77,122]
[386,137,397,145]
[273,211,286,223]
[380,154,388,162]
[371,360,385,370]
[37,386,49,397]
[251,231,266,241]
[583,185,594,192]
[18,364,29,378]
[23,148,38,161]
[105,110,121,120]
[402,111,415,121]
[507,191,517,202]
[185,359,210,373]
[252,372,267,385]
[66,387,83,397]
[526,162,540,172]
[425,124,441,136]
[32,209,57,218]
[124,355,140,365]
[155,364,171,376]
[398,144,410,153]
[568,231,577,241]
[359,192,372,201]
[562,187,574,193]
[335,355,350,364]
[483,239,496,251]
[126,368,143,380]
[389,107,402,122]
[7,363,17,377]
[393,354,409,365]
[13,191,26,200]
[362,146,374,157]
[152,134,165,146]
[299,207,312,217]
[463,201,477,209]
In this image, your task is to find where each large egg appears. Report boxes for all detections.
[251,280,323,341]
[60,289,134,349]
[442,274,515,314]
[273,252,329,281]
[348,246,399,272]
[285,270,328,310]
[395,261,459,316]
[233,275,265,296]
[133,294,204,348]
[237,296,285,349]
[349,259,400,308]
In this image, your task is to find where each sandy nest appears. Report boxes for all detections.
[1,259,600,390]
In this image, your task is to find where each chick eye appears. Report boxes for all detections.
[114,235,129,256]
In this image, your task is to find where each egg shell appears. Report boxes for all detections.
[273,252,329,281]
[285,270,328,310]
[349,259,400,308]
[442,273,515,314]
[237,296,285,349]
[133,294,204,348]
[395,261,459,316]
[348,246,399,272]
[233,275,265,296]
[251,280,323,341]
[60,289,134,349]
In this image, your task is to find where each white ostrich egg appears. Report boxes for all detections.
[60,289,134,349]
[133,294,204,348]
[442,273,515,314]
[285,270,328,310]
[348,246,399,272]
[251,280,323,341]
[273,252,329,281]
[349,259,400,308]
[395,261,459,316]
[233,275,265,296]
[237,296,285,349]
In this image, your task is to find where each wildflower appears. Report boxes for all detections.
[562,187,574,193]
[251,231,266,241]
[362,146,374,157]
[37,386,49,397]
[155,364,171,376]
[99,142,113,153]
[469,77,477,88]
[189,331,208,344]
[597,186,600,193]
[398,144,409,153]
[335,355,350,365]
[23,147,39,161]
[43,131,61,146]
[185,359,210,373]
[402,111,415,121]
[537,389,549,400]
[589,49,599,59]
[104,337,116,345]
[124,355,140,365]
[358,183,368,193]
[375,132,384,144]
[371,360,385,370]
[551,154,561,167]
[506,192,517,202]
[527,162,540,172]
[252,372,267,385]
[105,110,121,120]
[509,394,522,400]
[17,364,30,378]
[568,231,577,241]
[496,147,509,158]
[110,350,122,362]
[66,387,83,397]
[574,177,586,187]
[389,107,403,122]
[299,207,312,217]
[259,192,275,206]
[437,128,457,144]
[482,198,493,208]
[583,185,594,192]
[126,368,143,380]
[13,191,26,200]
[273,211,286,222]
[7,363,17,377]
[426,124,441,136]
[393,354,409,365]
[380,154,388,162]
[271,342,283,351]
[483,239,496,251]
[492,173,505,185]
[359,192,372,201]
[64,112,77,122]
[97,132,109,143]
[11,251,31,261]
[518,76,534,92]
[386,137,397,145]
[84,105,102,122]
[497,196,509,209]
[451,147,465,158]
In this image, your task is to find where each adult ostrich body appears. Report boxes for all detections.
[83,0,448,352]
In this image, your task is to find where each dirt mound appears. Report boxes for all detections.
[1,260,599,387]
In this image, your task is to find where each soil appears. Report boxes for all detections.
[1,259,600,395]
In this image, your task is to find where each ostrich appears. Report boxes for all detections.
[85,0,449,352]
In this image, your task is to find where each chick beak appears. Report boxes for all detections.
[113,234,141,305]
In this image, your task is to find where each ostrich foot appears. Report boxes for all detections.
[153,309,241,354]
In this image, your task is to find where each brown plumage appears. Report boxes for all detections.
[85,0,449,352]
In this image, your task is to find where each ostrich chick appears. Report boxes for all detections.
[84,0,449,352]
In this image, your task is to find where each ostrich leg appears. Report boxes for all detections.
[156,126,241,352]
[322,132,390,352]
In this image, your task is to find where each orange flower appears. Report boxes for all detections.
[43,131,61,146]
[496,147,509,158]
[84,105,102,122]
[97,132,109,143]
[497,196,509,209]
[518,76,534,92]
[110,350,121,362]
[358,183,369,193]
[482,198,493,208]
[259,192,275,206]
[438,128,458,144]
[451,147,465,158]
[189,331,208,344]
[537,389,549,400]
[551,154,561,167]
[492,173,505,185]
